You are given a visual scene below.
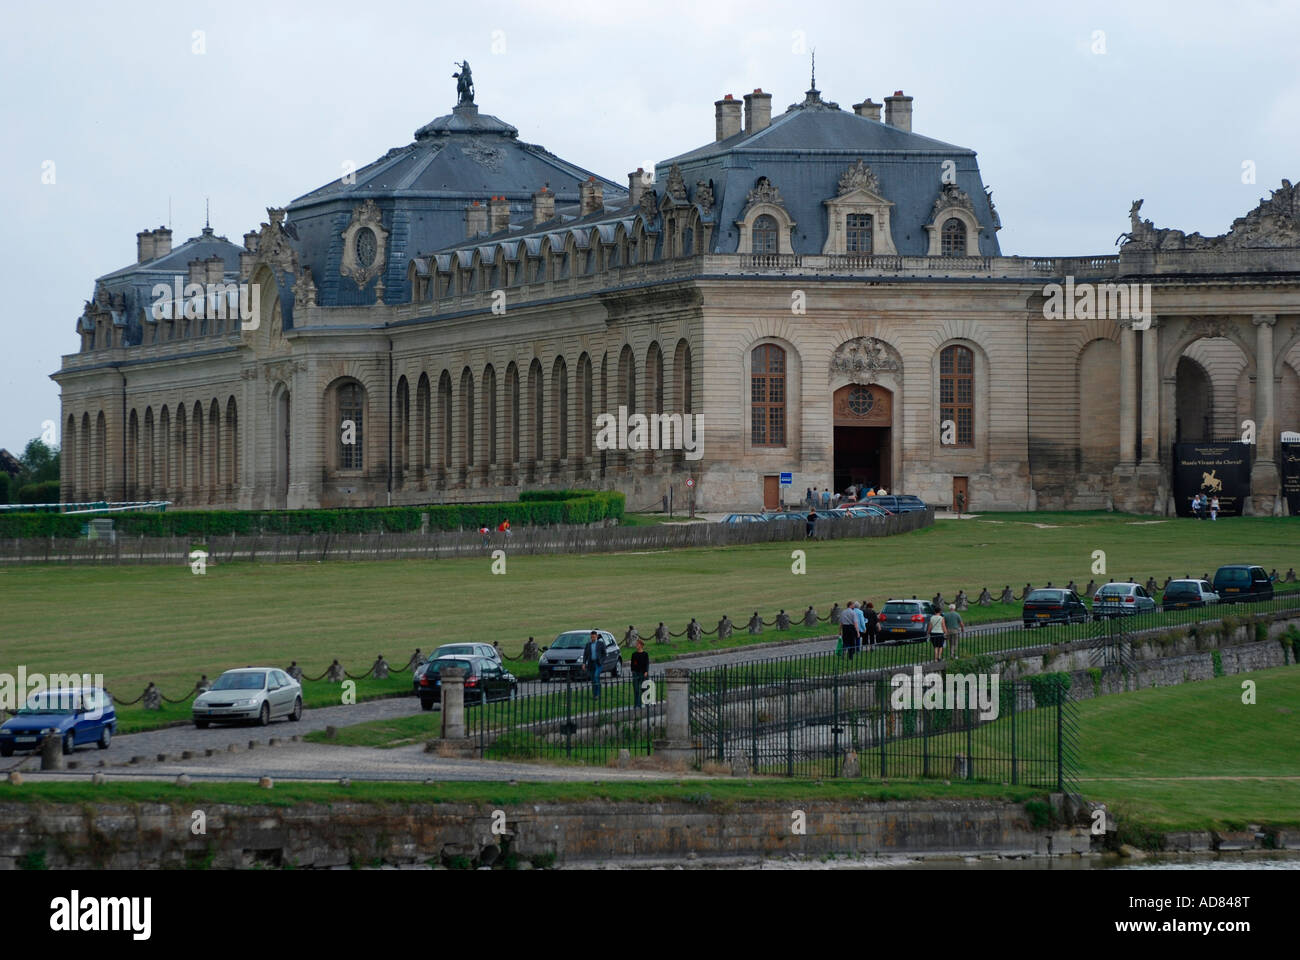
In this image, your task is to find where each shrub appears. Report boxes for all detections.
[1028,672,1072,708]
[1211,649,1224,678]
[17,481,60,504]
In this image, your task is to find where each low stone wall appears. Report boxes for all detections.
[0,797,1089,869]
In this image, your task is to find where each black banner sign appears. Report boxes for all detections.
[1282,442,1300,517]
[1172,442,1250,517]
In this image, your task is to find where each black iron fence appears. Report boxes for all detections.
[690,662,1078,787]
[466,672,664,764]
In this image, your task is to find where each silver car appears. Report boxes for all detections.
[192,667,303,728]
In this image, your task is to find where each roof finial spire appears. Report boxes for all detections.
[810,49,816,91]
[205,197,210,229]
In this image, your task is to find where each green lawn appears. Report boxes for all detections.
[2,512,1295,726]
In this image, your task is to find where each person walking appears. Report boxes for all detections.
[1210,495,1220,521]
[805,486,813,507]
[630,638,650,707]
[850,601,867,660]
[927,607,947,662]
[839,601,860,658]
[943,602,965,658]
[862,602,880,648]
[497,518,512,539]
[806,507,817,539]
[581,630,607,700]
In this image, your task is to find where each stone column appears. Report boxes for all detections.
[1139,319,1160,464]
[1117,322,1138,466]
[1250,313,1280,509]
[439,667,465,740]
[652,667,693,768]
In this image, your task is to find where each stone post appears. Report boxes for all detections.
[439,667,466,740]
[40,734,65,771]
[653,668,693,767]
[1251,314,1280,511]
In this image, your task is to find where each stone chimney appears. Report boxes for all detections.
[137,230,156,263]
[853,98,882,121]
[715,94,742,141]
[205,255,225,284]
[627,170,646,208]
[489,195,512,233]
[532,185,555,224]
[884,91,913,132]
[743,89,772,134]
[187,258,205,286]
[579,177,604,216]
[153,227,173,258]
[465,200,488,238]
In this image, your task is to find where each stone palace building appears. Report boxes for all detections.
[53,69,1300,515]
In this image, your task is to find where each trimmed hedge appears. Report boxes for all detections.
[0,490,624,539]
[17,481,59,504]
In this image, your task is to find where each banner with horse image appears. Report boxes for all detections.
[1282,442,1300,517]
[1172,442,1250,517]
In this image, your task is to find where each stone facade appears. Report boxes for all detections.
[52,81,1300,515]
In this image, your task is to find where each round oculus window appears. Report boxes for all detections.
[355,228,377,268]
[848,387,875,416]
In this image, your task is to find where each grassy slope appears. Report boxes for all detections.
[2,512,1295,720]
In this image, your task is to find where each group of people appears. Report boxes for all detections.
[805,483,887,509]
[478,518,513,544]
[838,600,965,663]
[1189,493,1221,521]
[578,630,651,705]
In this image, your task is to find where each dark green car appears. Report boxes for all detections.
[1212,565,1273,604]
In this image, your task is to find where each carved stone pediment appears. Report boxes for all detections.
[639,187,658,220]
[666,164,687,203]
[931,182,975,218]
[838,160,882,197]
[1122,181,1300,250]
[252,208,298,275]
[741,177,786,219]
[694,180,714,214]
[339,199,388,289]
[829,337,902,384]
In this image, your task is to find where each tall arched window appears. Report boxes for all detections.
[750,344,786,446]
[752,215,778,254]
[941,218,967,257]
[337,381,364,470]
[939,345,974,446]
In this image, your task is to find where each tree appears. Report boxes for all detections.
[19,438,59,486]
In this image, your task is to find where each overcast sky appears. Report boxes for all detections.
[2,0,1297,456]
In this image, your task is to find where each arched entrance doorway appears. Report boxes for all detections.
[833,384,891,492]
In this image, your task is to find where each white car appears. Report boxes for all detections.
[1161,579,1220,610]
[193,667,302,728]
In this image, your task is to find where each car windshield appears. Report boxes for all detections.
[430,658,473,673]
[434,645,475,658]
[1217,568,1249,582]
[1027,590,1064,602]
[552,633,593,649]
[882,602,917,614]
[18,691,84,714]
[212,672,266,690]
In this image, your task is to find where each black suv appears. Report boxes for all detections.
[1021,588,1089,627]
[1212,565,1273,604]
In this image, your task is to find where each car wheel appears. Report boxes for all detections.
[420,698,434,712]
[257,702,271,727]
[62,731,75,755]
[0,744,12,757]
[97,727,112,750]
[538,674,549,683]
[194,719,210,729]
[290,698,302,722]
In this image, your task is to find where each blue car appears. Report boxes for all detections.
[0,687,116,756]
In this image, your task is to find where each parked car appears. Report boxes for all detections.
[862,495,925,514]
[1212,565,1274,604]
[720,513,768,523]
[1091,582,1157,619]
[878,599,940,642]
[838,505,889,519]
[192,668,302,727]
[0,687,116,756]
[1162,579,1219,611]
[416,655,518,710]
[1021,588,1089,627]
[537,630,622,682]
[412,642,501,694]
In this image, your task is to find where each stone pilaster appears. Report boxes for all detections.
[1250,313,1280,513]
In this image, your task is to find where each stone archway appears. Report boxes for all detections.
[832,383,892,491]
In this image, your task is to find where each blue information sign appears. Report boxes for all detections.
[779,472,792,485]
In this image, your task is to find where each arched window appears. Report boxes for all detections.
[939,345,974,446]
[752,215,778,255]
[751,344,786,446]
[337,381,364,470]
[941,218,967,257]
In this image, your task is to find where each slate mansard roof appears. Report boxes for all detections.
[284,102,627,307]
[659,88,1002,257]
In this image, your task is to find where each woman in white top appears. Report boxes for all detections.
[928,610,946,661]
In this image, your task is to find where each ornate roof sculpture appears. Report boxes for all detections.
[837,159,882,196]
[931,182,975,217]
[1121,181,1300,250]
[829,337,902,383]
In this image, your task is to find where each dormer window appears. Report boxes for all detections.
[941,218,967,257]
[752,215,778,254]
[846,214,873,253]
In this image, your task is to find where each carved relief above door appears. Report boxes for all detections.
[833,383,892,426]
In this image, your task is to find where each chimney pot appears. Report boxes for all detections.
[465,200,488,238]
[579,178,604,216]
[884,92,913,132]
[743,89,773,134]
[715,95,743,141]
[532,185,555,224]
[489,195,512,233]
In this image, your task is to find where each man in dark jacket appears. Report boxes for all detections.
[631,638,651,707]
[582,630,607,700]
